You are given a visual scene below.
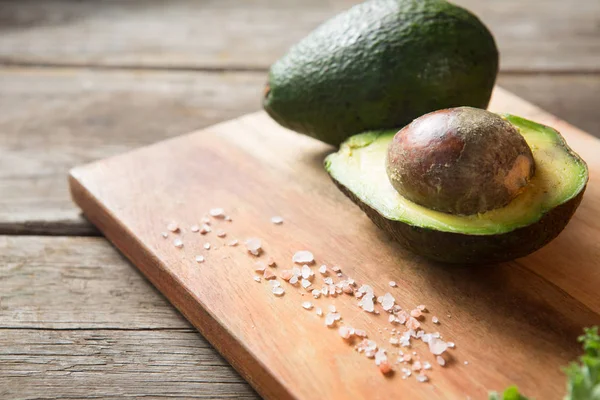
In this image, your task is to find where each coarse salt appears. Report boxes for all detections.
[190,225,200,233]
[338,326,353,339]
[416,374,428,383]
[359,294,375,313]
[389,281,397,287]
[254,262,266,272]
[203,242,211,250]
[263,269,276,280]
[436,356,446,366]
[253,276,261,283]
[216,230,226,238]
[410,309,422,318]
[301,279,312,289]
[195,255,205,263]
[280,269,294,281]
[381,293,395,311]
[302,301,313,310]
[209,208,226,218]
[428,338,448,355]
[292,250,314,264]
[301,265,313,279]
[266,257,276,267]
[316,307,323,316]
[432,316,439,324]
[173,239,183,248]
[245,238,262,256]
[272,287,285,296]
[167,222,179,232]
[271,216,284,225]
[161,232,168,238]
[319,265,327,274]
[447,342,455,349]
[228,239,238,247]
[200,224,211,234]
[312,289,321,299]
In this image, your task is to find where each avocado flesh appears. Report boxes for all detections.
[325,115,588,263]
[264,0,498,146]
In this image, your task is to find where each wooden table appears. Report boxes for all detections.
[1,1,598,398]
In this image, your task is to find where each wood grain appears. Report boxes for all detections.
[68,88,600,400]
[1,67,598,236]
[0,236,189,329]
[0,329,258,399]
[0,0,598,72]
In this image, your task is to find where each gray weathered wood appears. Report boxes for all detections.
[0,329,258,399]
[0,68,264,235]
[0,235,191,329]
[0,0,598,72]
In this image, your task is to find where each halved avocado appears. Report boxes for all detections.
[325,115,588,264]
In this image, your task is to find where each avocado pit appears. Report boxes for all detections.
[386,107,535,215]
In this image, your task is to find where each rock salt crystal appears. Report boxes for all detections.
[203,242,211,250]
[190,225,200,233]
[374,349,387,366]
[432,316,439,324]
[389,281,397,287]
[381,293,395,311]
[416,374,428,383]
[428,338,448,355]
[359,294,375,313]
[195,255,205,263]
[253,276,261,283]
[245,238,261,256]
[272,287,285,296]
[316,307,323,316]
[293,250,314,264]
[319,265,327,274]
[167,222,179,232]
[209,208,225,218]
[302,301,313,310]
[301,265,313,279]
[436,356,446,366]
[271,216,284,224]
[200,224,211,234]
[301,279,312,289]
[173,239,183,248]
[338,326,353,339]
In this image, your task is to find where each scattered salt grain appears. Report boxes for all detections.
[319,265,327,275]
[338,326,352,339]
[379,361,393,375]
[200,224,211,234]
[301,265,313,279]
[216,230,227,238]
[161,232,168,238]
[301,279,312,289]
[354,329,367,338]
[209,208,226,218]
[406,317,420,330]
[227,239,238,247]
[302,301,313,310]
[375,349,388,366]
[381,293,395,311]
[389,337,399,346]
[432,316,439,324]
[292,250,314,264]
[245,238,262,256]
[324,277,334,285]
[410,309,422,318]
[417,305,427,311]
[224,215,232,222]
[267,257,276,267]
[447,342,455,349]
[428,338,448,355]
[167,222,179,232]
[412,361,422,371]
[263,269,276,280]
[312,289,321,299]
[389,281,397,287]
[325,313,339,327]
[436,356,446,366]
[271,277,282,287]
[331,266,341,273]
[416,374,429,383]
[423,361,432,370]
[195,255,205,263]
[254,262,267,272]
[271,216,284,225]
[464,361,469,365]
[190,225,200,233]
[316,307,323,316]
[203,242,211,250]
[280,270,294,281]
[328,305,337,313]
[272,287,285,296]
[253,276,261,283]
[289,275,299,285]
[173,239,183,248]
[359,294,375,313]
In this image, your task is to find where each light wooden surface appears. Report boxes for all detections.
[1,0,599,398]
[68,88,600,400]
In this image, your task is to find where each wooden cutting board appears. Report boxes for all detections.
[69,87,600,400]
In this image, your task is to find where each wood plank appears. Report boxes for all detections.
[0,67,264,235]
[0,0,598,72]
[1,67,599,235]
[0,236,191,329]
[68,88,600,399]
[0,329,258,399]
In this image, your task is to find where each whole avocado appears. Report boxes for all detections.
[263,0,499,146]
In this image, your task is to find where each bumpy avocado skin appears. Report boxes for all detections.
[264,0,499,146]
[331,177,585,264]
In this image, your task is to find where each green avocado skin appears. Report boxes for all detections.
[264,0,499,146]
[331,177,586,264]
